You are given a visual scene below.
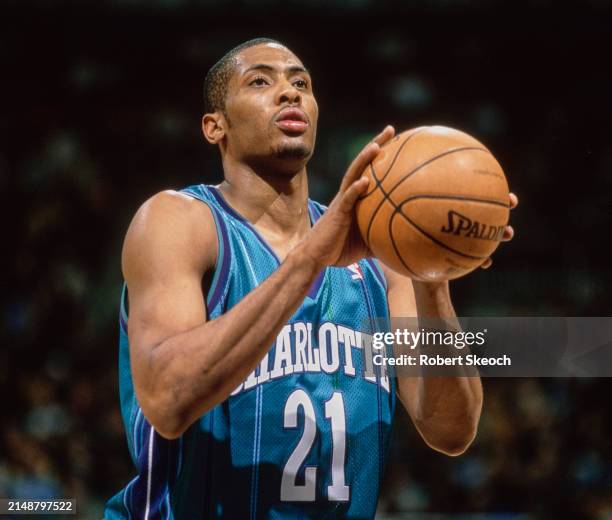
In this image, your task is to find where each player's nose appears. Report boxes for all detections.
[276,80,301,106]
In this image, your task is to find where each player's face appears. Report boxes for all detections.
[223,43,318,172]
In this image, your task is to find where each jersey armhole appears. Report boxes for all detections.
[119,283,129,333]
[118,189,231,330]
[180,188,232,313]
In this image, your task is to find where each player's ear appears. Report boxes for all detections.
[202,112,226,144]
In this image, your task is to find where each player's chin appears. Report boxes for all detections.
[273,138,313,162]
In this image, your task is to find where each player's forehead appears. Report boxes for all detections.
[234,43,307,76]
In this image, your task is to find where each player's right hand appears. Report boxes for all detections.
[298,125,396,269]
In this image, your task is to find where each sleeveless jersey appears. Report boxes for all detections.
[105,184,395,519]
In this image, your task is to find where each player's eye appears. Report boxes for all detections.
[293,78,308,89]
[249,77,269,87]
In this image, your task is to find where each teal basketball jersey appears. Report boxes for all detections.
[105,184,395,519]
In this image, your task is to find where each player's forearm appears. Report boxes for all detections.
[399,281,483,455]
[144,246,321,439]
[399,375,482,455]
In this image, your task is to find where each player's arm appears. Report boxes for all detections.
[381,265,483,456]
[124,190,327,440]
[123,129,394,440]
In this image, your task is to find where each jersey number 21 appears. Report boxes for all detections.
[281,389,349,502]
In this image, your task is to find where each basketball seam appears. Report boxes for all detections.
[399,194,510,208]
[394,209,488,261]
[397,195,508,260]
[365,146,490,246]
[362,128,427,198]
[388,209,422,279]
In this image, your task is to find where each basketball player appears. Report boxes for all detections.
[105,38,516,519]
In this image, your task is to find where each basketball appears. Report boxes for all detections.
[356,126,510,282]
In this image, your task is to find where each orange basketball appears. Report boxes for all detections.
[356,126,510,282]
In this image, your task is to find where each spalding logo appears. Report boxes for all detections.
[441,210,505,241]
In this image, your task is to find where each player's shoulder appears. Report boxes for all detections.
[123,189,217,271]
[140,189,212,218]
[132,189,216,233]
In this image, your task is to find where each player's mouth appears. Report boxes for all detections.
[274,107,309,134]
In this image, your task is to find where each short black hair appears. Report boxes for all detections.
[203,37,285,114]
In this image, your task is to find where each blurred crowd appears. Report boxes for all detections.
[2,1,612,518]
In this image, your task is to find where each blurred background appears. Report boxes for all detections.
[2,0,612,518]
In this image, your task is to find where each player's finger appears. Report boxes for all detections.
[340,126,395,192]
[501,225,514,242]
[340,142,380,192]
[481,258,493,269]
[339,177,370,213]
[372,125,395,147]
[509,192,519,209]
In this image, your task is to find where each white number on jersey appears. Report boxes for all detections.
[281,390,349,502]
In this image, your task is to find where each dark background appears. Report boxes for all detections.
[1,1,612,518]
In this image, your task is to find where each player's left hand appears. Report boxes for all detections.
[480,192,518,269]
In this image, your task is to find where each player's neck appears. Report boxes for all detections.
[218,159,311,239]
